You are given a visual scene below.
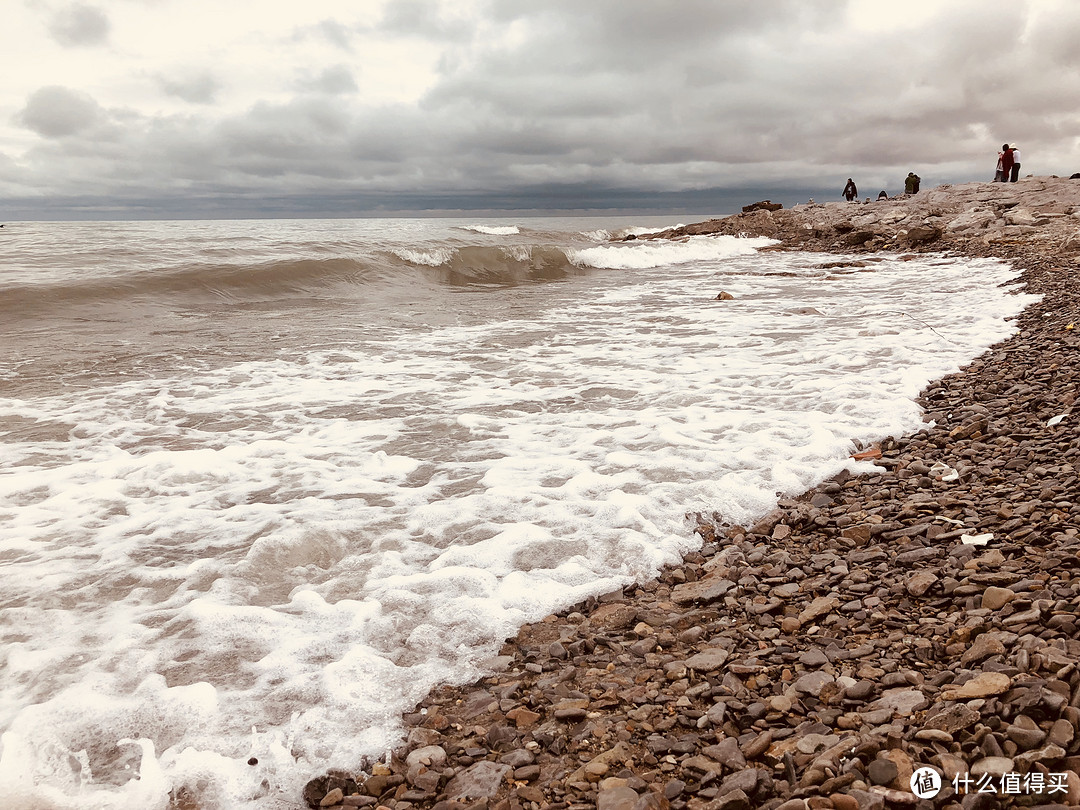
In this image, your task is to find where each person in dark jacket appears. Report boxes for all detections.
[842,178,858,201]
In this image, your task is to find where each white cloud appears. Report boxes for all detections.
[4,0,1080,216]
[17,85,104,138]
[157,71,222,105]
[47,2,110,48]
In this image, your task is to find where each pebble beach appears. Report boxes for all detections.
[299,177,1080,810]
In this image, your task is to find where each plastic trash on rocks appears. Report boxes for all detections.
[930,461,959,482]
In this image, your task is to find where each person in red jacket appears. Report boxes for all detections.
[998,144,1014,182]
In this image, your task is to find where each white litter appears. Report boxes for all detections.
[930,461,959,482]
[961,533,994,546]
[1047,414,1067,426]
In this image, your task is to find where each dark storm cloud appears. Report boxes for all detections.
[47,2,110,47]
[9,0,1080,218]
[17,85,104,138]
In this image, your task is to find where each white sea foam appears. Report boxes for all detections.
[459,224,520,235]
[571,234,775,269]
[580,225,686,243]
[504,245,532,262]
[392,247,455,265]
[0,222,1036,809]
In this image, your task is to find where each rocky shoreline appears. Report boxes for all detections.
[300,179,1080,810]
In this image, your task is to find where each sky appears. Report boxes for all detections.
[3,0,1080,219]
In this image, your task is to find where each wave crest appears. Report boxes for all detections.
[394,245,582,285]
[572,234,776,270]
[458,225,520,236]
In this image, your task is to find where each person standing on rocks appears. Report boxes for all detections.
[904,172,921,194]
[842,178,858,201]
[1010,145,1022,181]
[997,143,1014,181]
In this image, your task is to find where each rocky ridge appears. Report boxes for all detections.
[632,176,1080,258]
[298,179,1080,810]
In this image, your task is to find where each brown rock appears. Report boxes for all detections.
[906,225,943,244]
[905,570,937,596]
[941,671,1012,700]
[924,703,982,733]
[567,743,634,784]
[506,707,541,728]
[671,573,736,604]
[960,634,1007,666]
[798,595,840,624]
[742,200,783,212]
[320,788,344,807]
[981,586,1016,610]
[597,785,640,810]
[588,603,639,630]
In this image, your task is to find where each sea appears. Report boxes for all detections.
[0,216,1036,809]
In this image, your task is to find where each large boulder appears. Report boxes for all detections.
[742,200,783,212]
[905,225,943,244]
[845,230,877,245]
[945,209,996,233]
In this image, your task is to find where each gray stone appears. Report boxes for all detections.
[718,768,759,797]
[1014,743,1066,772]
[703,737,747,770]
[845,680,876,701]
[845,789,885,810]
[867,758,899,786]
[597,785,640,810]
[406,745,447,791]
[867,688,927,718]
[793,670,834,697]
[1049,718,1075,748]
[711,788,751,810]
[1005,723,1046,750]
[444,761,512,800]
[672,574,735,604]
[960,634,1006,666]
[683,647,730,672]
[799,649,829,668]
[970,756,1014,778]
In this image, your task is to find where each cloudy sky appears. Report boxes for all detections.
[3,0,1080,218]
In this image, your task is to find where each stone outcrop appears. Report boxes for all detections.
[638,176,1080,258]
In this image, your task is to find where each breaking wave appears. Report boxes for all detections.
[457,224,520,235]
[1,234,776,321]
